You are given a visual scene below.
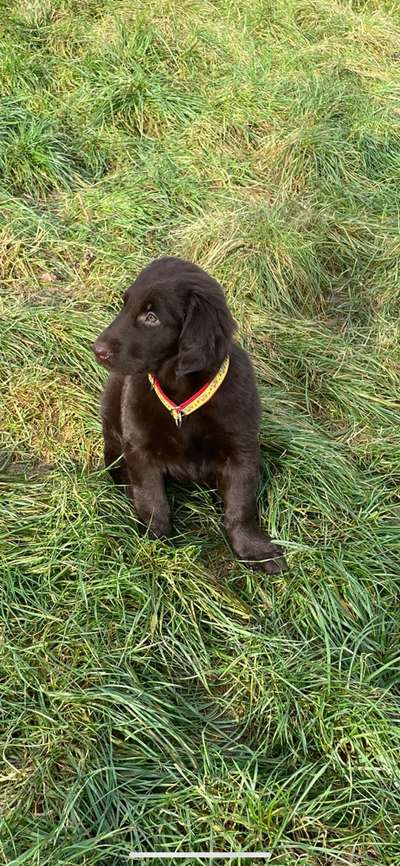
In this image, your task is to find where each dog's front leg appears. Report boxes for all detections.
[218,455,287,574]
[125,447,172,538]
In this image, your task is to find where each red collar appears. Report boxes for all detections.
[148,356,230,427]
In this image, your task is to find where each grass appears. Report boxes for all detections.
[1,0,400,863]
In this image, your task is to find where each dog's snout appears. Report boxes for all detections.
[93,340,114,362]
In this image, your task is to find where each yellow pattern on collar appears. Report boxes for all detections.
[148,356,230,427]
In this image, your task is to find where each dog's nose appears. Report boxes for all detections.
[93,341,113,362]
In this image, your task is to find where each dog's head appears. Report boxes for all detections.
[93,257,236,376]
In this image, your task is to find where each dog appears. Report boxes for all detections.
[93,257,287,574]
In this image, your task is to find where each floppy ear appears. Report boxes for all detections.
[177,286,236,377]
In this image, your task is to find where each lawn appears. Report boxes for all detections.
[1,0,400,863]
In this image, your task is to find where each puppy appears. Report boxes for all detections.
[93,257,287,574]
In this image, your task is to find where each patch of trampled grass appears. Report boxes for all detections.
[1,1,400,864]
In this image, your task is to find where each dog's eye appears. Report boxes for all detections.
[144,311,159,326]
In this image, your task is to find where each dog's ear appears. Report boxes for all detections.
[177,282,236,377]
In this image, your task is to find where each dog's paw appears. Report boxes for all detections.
[250,543,288,574]
[237,539,288,574]
[147,520,173,540]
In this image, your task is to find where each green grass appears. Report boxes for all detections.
[1,0,400,863]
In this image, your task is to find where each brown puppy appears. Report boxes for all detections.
[93,257,287,574]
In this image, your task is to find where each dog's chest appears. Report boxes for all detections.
[149,416,225,481]
[162,431,221,481]
[121,376,228,481]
